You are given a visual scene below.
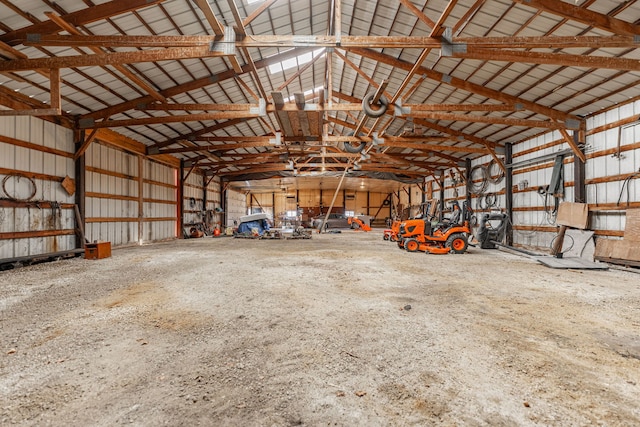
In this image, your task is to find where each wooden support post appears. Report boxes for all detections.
[202,173,208,214]
[465,158,472,210]
[505,142,513,246]
[138,155,144,244]
[178,159,185,238]
[573,131,586,203]
[319,167,350,232]
[551,225,567,257]
[221,180,227,229]
[74,129,86,248]
[73,204,87,247]
[438,171,445,222]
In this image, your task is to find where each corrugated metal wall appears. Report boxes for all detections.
[226,188,247,227]
[426,101,640,252]
[205,175,222,229]
[85,142,177,245]
[0,115,76,258]
[143,159,177,242]
[85,142,139,246]
[586,104,640,240]
[183,170,205,236]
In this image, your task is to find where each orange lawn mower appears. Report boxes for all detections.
[397,200,473,255]
[383,219,401,241]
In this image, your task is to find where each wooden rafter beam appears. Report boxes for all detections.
[151,118,248,150]
[191,0,225,36]
[0,0,168,46]
[332,91,500,151]
[24,34,640,50]
[151,141,272,155]
[404,111,564,130]
[451,47,640,72]
[348,47,579,123]
[148,134,482,156]
[430,0,458,37]
[82,47,313,122]
[398,0,436,29]
[44,11,166,103]
[243,0,279,27]
[381,140,488,154]
[0,46,231,72]
[138,101,516,113]
[513,0,640,36]
[79,111,262,129]
[558,128,587,163]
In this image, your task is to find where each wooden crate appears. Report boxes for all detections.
[84,242,111,260]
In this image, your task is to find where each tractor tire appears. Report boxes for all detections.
[362,92,389,118]
[390,234,399,242]
[446,232,468,254]
[343,131,366,153]
[405,238,420,252]
[383,233,389,241]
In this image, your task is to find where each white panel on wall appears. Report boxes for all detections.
[226,188,247,227]
[1,116,76,259]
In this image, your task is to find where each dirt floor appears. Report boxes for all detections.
[1,230,639,426]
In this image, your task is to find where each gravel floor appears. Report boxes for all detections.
[1,231,639,426]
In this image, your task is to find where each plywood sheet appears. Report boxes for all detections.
[594,238,615,259]
[624,209,640,242]
[605,240,640,262]
[556,202,589,229]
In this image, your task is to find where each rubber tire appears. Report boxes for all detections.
[390,234,399,242]
[362,92,389,118]
[383,234,389,241]
[405,238,420,253]
[343,131,366,153]
[446,233,468,254]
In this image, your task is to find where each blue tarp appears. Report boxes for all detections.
[236,219,270,235]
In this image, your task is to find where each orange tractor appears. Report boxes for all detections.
[397,201,473,254]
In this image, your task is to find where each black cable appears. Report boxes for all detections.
[617,172,640,206]
[487,159,505,184]
[467,164,488,195]
[2,173,37,202]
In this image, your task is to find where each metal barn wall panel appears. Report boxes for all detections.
[586,103,640,240]
[85,142,139,246]
[183,171,204,230]
[205,176,222,229]
[143,160,176,242]
[226,188,247,228]
[0,115,76,260]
